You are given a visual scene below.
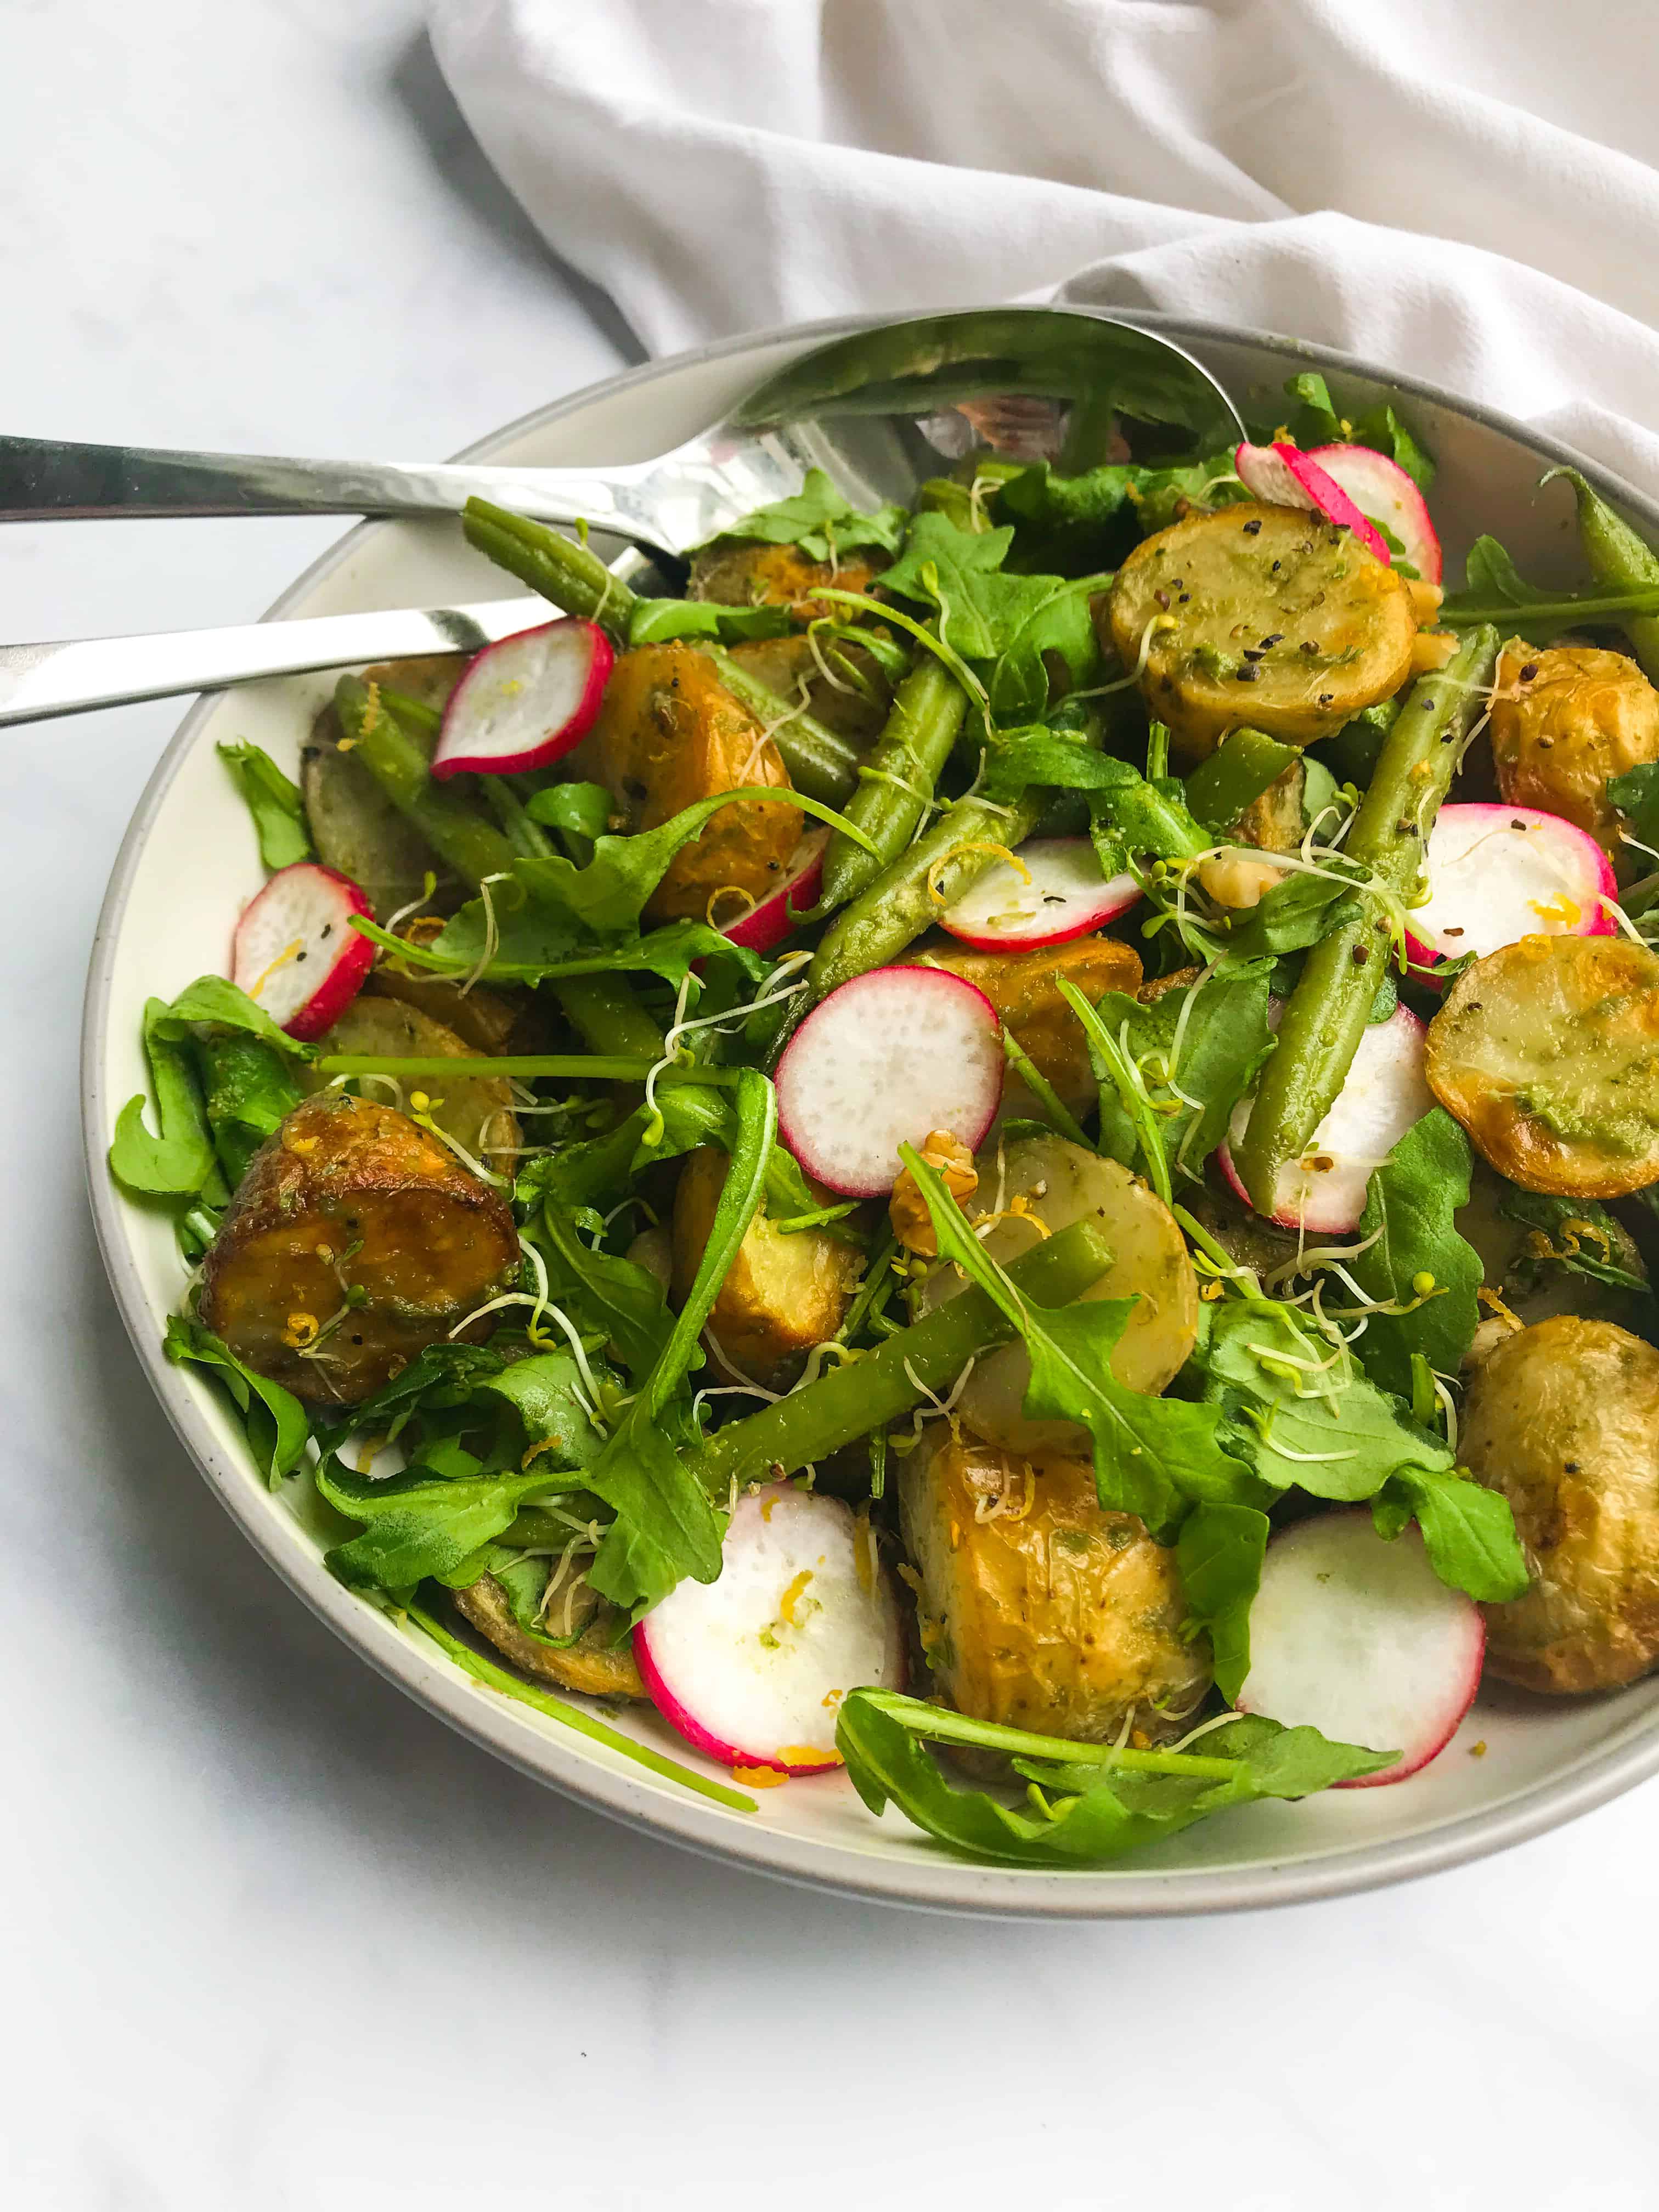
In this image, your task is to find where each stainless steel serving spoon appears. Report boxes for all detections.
[0,306,1242,727]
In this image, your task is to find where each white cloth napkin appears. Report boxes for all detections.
[430,0,1659,488]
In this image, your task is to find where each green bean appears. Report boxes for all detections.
[1555,467,1659,684]
[1232,625,1500,1214]
[550,973,668,1062]
[684,1217,1114,1493]
[481,775,554,860]
[462,498,862,806]
[820,659,968,909]
[335,675,518,888]
[806,785,1047,1002]
[1183,726,1301,832]
[462,498,639,637]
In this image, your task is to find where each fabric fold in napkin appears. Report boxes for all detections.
[430,0,1659,485]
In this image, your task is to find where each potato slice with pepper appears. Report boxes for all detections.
[688,540,888,621]
[899,1425,1210,1743]
[312,997,520,1171]
[1425,934,1659,1198]
[199,1092,518,1406]
[920,1132,1198,1455]
[672,1146,862,1383]
[1462,1316,1659,1692]
[453,1571,645,1700]
[1489,641,1659,860]
[587,642,800,924]
[919,932,1142,1119]
[1106,503,1416,756]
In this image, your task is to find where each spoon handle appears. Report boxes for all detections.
[0,597,544,726]
[0,434,672,546]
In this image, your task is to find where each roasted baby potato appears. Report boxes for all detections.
[200,1093,519,1406]
[725,633,893,742]
[1461,1316,1659,1691]
[688,539,888,621]
[1490,642,1659,860]
[301,656,467,920]
[921,1132,1198,1455]
[587,642,800,924]
[367,915,546,1057]
[1425,934,1659,1198]
[919,932,1143,1119]
[1106,503,1417,756]
[311,997,521,1171]
[453,1570,645,1700]
[672,1146,862,1383]
[899,1426,1210,1743]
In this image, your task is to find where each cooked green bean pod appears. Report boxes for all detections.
[820,659,968,909]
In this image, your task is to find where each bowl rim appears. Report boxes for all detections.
[81,306,1659,1919]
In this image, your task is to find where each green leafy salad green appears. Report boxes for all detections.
[107,370,1659,1870]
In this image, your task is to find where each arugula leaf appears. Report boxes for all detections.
[318,1455,582,1593]
[110,996,218,1198]
[899,1143,1252,1534]
[163,1314,309,1486]
[526,780,611,844]
[626,598,796,647]
[193,1028,306,1188]
[1258,375,1435,494]
[155,975,317,1057]
[835,1690,1391,1870]
[534,1209,673,1384]
[1177,1503,1271,1703]
[709,468,909,563]
[1215,874,1355,961]
[986,573,1108,721]
[1348,1108,1482,1398]
[1499,1188,1651,1296]
[1372,1467,1529,1603]
[479,1348,611,1470]
[585,1068,777,1614]
[217,740,313,870]
[1087,961,1276,1187]
[325,1342,508,1443]
[878,513,1029,658]
[1192,1297,1455,1501]
[1441,535,1659,637]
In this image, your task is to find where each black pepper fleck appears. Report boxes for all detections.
[1235,667,1260,682]
[1242,518,1262,535]
[1520,662,1538,681]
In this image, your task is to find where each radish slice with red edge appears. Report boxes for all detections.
[938,836,1140,951]
[1218,1000,1430,1233]
[1306,443,1442,585]
[722,829,827,953]
[775,966,1004,1197]
[232,861,374,1041]
[1404,803,1615,971]
[1236,1513,1484,1787]
[634,1482,905,1776]
[1233,443,1392,566]
[430,618,614,780]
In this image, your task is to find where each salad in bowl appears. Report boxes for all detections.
[105,365,1659,1871]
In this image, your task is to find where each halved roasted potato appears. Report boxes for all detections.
[453,1570,645,1700]
[920,1132,1198,1455]
[672,1146,862,1383]
[918,932,1143,1119]
[1106,503,1417,756]
[200,1093,519,1405]
[1425,934,1659,1198]
[1461,1316,1659,1692]
[586,642,801,923]
[899,1425,1210,1743]
[301,656,467,920]
[1490,641,1659,860]
[688,540,888,620]
[311,996,520,1170]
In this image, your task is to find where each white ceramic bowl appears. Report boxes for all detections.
[83,314,1659,1916]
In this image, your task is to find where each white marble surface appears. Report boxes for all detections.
[3,6,1655,2205]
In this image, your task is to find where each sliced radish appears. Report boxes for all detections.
[1218,1001,1430,1233]
[232,861,374,1041]
[634,1482,905,1776]
[1306,444,1442,585]
[1236,1513,1484,1787]
[1404,803,1616,970]
[723,829,827,953]
[1233,442,1392,566]
[775,966,1004,1197]
[430,618,613,780]
[937,837,1141,951]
